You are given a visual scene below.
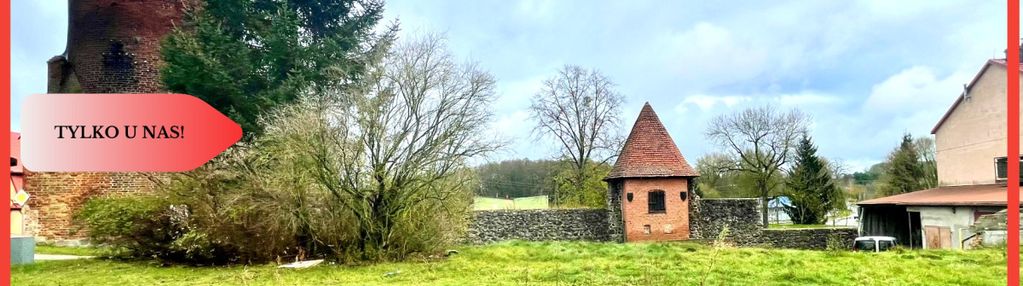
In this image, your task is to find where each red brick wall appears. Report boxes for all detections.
[61,0,191,93]
[25,172,156,240]
[620,177,690,242]
[30,0,191,241]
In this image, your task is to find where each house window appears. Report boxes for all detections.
[648,190,666,213]
[995,156,1023,185]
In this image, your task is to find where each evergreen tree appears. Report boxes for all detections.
[783,135,841,224]
[879,134,925,196]
[161,0,396,136]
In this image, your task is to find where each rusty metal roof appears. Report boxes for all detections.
[857,184,1018,207]
[605,103,697,180]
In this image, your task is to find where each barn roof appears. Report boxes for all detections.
[605,103,698,180]
[857,184,1015,207]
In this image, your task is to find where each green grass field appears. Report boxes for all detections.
[473,196,549,210]
[768,224,849,229]
[13,241,1010,285]
[34,244,105,256]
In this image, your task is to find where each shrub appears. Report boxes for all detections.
[825,232,847,252]
[78,34,489,265]
[77,195,250,264]
[712,226,734,248]
[75,196,182,259]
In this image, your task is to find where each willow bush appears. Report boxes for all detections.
[80,34,493,264]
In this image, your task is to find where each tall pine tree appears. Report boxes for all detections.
[161,0,396,136]
[783,135,842,224]
[879,134,925,196]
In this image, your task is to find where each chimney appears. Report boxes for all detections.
[1001,39,1023,62]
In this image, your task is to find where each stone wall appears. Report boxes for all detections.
[688,197,857,249]
[606,181,625,242]
[689,198,764,243]
[466,209,611,244]
[466,199,858,250]
[758,228,858,250]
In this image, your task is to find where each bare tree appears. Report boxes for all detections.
[308,34,499,259]
[705,105,808,226]
[529,65,624,207]
[694,153,740,198]
[913,137,938,189]
[149,34,495,263]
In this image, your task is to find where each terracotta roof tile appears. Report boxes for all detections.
[605,103,698,180]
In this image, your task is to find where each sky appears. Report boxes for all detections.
[9,1,1015,172]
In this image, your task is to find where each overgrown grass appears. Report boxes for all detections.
[768,224,851,229]
[13,241,1010,285]
[34,245,106,257]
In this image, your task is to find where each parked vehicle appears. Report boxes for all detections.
[853,236,896,252]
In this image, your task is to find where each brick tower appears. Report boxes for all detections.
[28,0,191,241]
[605,103,698,242]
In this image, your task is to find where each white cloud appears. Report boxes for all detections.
[675,94,752,112]
[495,74,547,111]
[650,22,769,88]
[778,92,843,108]
[863,66,971,115]
[515,0,556,19]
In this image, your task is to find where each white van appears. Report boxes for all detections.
[853,236,896,252]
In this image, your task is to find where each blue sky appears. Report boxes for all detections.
[10,1,1014,171]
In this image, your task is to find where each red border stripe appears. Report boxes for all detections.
[1008,0,1021,284]
[1,0,11,284]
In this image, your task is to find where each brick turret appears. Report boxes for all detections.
[30,0,191,241]
[605,103,698,242]
[48,0,192,93]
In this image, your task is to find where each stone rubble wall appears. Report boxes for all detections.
[689,198,764,242]
[465,209,611,244]
[758,228,858,250]
[466,198,857,250]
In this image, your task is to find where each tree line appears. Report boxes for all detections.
[76,0,942,265]
[697,110,939,225]
[79,0,625,263]
[472,159,612,208]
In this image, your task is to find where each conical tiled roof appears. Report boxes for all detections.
[605,103,698,180]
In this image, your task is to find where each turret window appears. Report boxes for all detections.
[648,190,666,213]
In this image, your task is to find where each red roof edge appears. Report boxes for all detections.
[605,103,698,180]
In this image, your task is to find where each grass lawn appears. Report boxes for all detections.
[13,241,1010,285]
[473,196,550,210]
[473,197,515,210]
[34,245,106,256]
[767,224,852,229]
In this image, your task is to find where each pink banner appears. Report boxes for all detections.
[21,94,242,172]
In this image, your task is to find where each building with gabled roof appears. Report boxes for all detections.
[858,56,1022,249]
[930,58,1023,186]
[605,103,698,242]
